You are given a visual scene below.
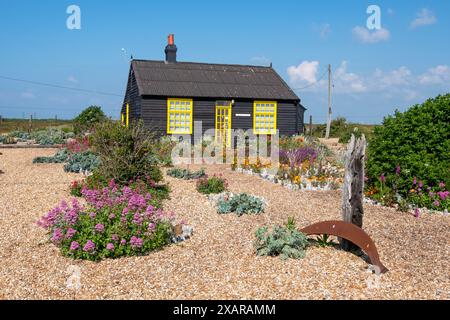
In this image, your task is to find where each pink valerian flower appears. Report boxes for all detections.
[70,241,80,251]
[439,182,446,189]
[437,191,449,201]
[66,228,77,239]
[413,177,417,185]
[132,213,143,225]
[414,208,420,218]
[109,213,116,220]
[111,234,119,241]
[433,200,441,207]
[379,174,386,183]
[395,165,401,175]
[64,208,79,225]
[106,243,115,251]
[130,236,143,248]
[83,240,96,252]
[94,223,105,233]
[418,181,423,189]
[147,223,156,232]
[51,228,64,243]
[120,239,126,245]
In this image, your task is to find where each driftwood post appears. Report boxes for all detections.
[340,134,366,251]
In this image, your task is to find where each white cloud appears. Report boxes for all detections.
[372,66,412,87]
[334,61,367,93]
[287,60,449,100]
[352,26,390,43]
[287,60,319,85]
[67,75,78,84]
[410,8,437,29]
[419,65,450,84]
[250,56,271,66]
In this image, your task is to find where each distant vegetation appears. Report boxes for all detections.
[0,118,72,134]
[309,117,377,143]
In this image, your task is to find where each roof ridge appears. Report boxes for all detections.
[132,59,272,69]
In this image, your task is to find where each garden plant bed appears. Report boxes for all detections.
[0,149,449,299]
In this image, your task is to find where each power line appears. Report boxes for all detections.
[291,68,328,91]
[0,75,123,98]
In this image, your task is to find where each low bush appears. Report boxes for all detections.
[70,181,83,197]
[73,105,106,134]
[77,174,169,209]
[33,148,71,164]
[90,120,162,185]
[30,129,74,145]
[196,175,228,194]
[8,130,30,140]
[167,168,206,180]
[63,151,100,173]
[37,180,175,261]
[217,193,265,215]
[254,218,308,260]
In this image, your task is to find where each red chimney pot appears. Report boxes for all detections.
[168,34,174,45]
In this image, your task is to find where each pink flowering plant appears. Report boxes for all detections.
[37,179,175,261]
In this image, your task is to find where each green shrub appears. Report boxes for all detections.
[90,120,162,185]
[167,168,206,180]
[63,151,100,173]
[33,148,71,163]
[217,193,265,216]
[73,105,106,134]
[254,219,308,260]
[153,136,177,166]
[196,175,228,194]
[367,94,450,210]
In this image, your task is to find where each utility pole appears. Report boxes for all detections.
[325,64,332,139]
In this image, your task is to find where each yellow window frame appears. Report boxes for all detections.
[167,98,193,134]
[253,101,277,135]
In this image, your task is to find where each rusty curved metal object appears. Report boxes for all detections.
[300,220,388,273]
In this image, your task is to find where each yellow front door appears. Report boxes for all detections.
[215,101,232,147]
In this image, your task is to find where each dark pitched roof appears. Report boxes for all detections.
[131,60,299,101]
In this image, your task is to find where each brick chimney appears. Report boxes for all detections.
[165,34,177,63]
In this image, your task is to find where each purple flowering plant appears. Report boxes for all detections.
[37,179,175,261]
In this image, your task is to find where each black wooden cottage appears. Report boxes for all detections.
[121,34,305,143]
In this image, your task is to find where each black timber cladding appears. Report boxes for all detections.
[124,59,306,135]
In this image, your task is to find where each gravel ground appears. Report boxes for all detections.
[0,149,449,300]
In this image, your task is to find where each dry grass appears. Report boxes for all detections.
[0,149,448,299]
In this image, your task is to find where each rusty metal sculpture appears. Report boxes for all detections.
[300,220,388,273]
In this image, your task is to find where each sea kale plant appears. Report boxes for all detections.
[37,179,175,261]
[217,193,265,216]
[167,168,206,180]
[196,174,228,194]
[33,148,71,164]
[63,151,100,173]
[254,218,308,260]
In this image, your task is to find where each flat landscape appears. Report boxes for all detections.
[0,148,448,300]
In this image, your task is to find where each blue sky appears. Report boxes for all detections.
[0,0,449,123]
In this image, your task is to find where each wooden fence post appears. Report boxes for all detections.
[340,134,366,251]
[309,115,313,136]
[28,114,33,133]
